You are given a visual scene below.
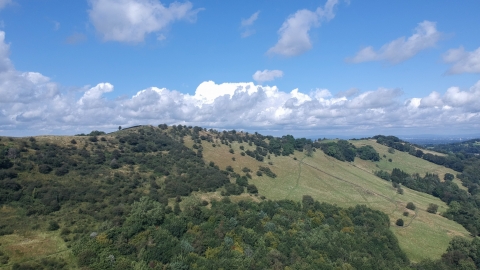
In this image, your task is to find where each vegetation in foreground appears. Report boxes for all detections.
[0,125,479,269]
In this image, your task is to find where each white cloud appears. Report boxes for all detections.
[88,0,202,43]
[267,0,338,57]
[0,0,12,10]
[240,11,260,38]
[241,11,259,27]
[1,29,480,135]
[348,21,441,64]
[443,46,480,74]
[252,69,283,83]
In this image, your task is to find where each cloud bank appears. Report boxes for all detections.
[1,30,479,136]
[268,0,338,57]
[88,0,202,43]
[348,21,441,64]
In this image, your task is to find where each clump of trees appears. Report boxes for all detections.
[70,196,410,269]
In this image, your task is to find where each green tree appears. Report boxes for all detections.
[406,202,416,210]
[395,219,404,226]
[427,203,439,214]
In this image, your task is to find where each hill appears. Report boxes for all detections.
[0,125,478,269]
[186,132,470,262]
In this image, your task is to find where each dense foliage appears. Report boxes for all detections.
[316,140,380,162]
[71,196,410,269]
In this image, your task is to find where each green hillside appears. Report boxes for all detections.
[0,126,478,269]
[186,135,470,262]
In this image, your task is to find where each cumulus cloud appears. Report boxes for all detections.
[252,70,283,83]
[1,30,480,136]
[240,11,260,38]
[88,0,202,43]
[267,0,338,57]
[348,21,441,64]
[443,46,480,74]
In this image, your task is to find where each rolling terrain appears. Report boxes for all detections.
[184,133,470,262]
[0,125,476,268]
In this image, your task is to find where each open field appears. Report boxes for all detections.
[193,137,471,262]
[350,140,466,190]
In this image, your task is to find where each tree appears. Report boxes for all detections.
[247,184,258,194]
[48,221,60,231]
[396,219,404,226]
[444,173,454,181]
[427,203,439,214]
[406,202,416,210]
[304,144,313,157]
[118,126,122,130]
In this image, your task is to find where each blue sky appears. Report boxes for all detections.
[0,0,479,137]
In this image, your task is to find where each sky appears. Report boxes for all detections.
[0,0,480,138]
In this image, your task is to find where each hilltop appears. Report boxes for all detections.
[0,125,479,269]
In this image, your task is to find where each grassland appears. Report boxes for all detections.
[0,131,471,266]
[190,137,471,262]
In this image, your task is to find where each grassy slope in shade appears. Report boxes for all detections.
[189,135,470,262]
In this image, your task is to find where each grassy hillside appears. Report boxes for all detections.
[188,135,470,262]
[0,127,474,268]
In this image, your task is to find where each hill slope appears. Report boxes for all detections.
[185,133,470,262]
[0,125,475,267]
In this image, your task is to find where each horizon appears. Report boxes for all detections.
[0,0,479,136]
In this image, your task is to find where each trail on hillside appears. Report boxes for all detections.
[286,156,305,199]
[297,155,419,228]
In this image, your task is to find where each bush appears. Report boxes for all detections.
[403,211,409,217]
[427,203,438,214]
[47,221,60,231]
[55,166,69,176]
[444,173,454,181]
[38,164,52,174]
[247,184,258,194]
[396,219,404,226]
[406,202,416,210]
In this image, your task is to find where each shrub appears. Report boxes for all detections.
[396,219,404,226]
[38,164,53,174]
[247,184,258,194]
[406,202,416,210]
[54,166,69,176]
[444,173,454,181]
[427,203,438,214]
[256,171,262,176]
[403,211,409,217]
[47,221,60,231]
